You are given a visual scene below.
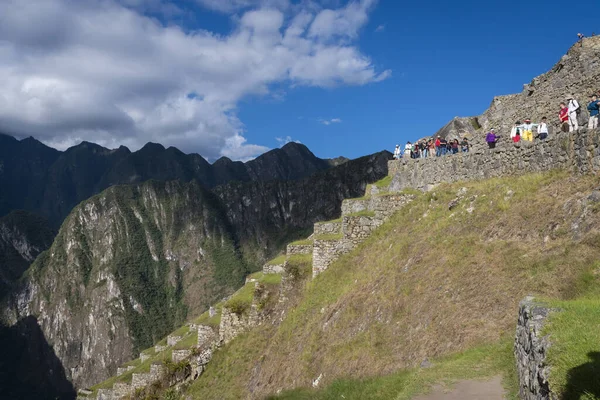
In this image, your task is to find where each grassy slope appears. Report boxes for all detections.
[183,170,600,399]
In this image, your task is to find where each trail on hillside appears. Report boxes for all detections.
[412,376,505,400]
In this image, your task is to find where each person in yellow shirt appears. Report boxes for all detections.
[520,119,538,142]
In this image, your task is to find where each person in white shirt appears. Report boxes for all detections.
[567,95,580,132]
[393,145,401,159]
[404,141,412,157]
[510,121,522,140]
[537,117,549,140]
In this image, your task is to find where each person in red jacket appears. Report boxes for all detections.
[559,103,569,132]
[435,136,442,157]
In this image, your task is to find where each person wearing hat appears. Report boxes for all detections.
[587,94,600,130]
[393,144,401,160]
[567,95,580,132]
[521,118,538,142]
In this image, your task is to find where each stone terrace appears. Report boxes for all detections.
[388,127,600,193]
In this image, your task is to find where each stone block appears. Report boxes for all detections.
[514,297,558,400]
[140,353,150,362]
[96,389,114,400]
[167,335,182,346]
[172,349,192,363]
[112,382,132,397]
[197,325,217,348]
[116,367,127,375]
[262,262,285,274]
[219,305,261,344]
[286,243,313,255]
[155,344,167,353]
[341,198,370,216]
[131,372,152,389]
[313,221,342,236]
[312,237,354,277]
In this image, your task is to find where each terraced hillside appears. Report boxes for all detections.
[87,163,600,399]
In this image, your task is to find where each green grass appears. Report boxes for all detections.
[373,176,392,188]
[246,271,282,285]
[224,282,256,315]
[544,298,600,399]
[173,330,199,350]
[289,238,314,246]
[269,339,519,400]
[266,255,287,266]
[260,273,283,285]
[91,347,172,394]
[191,303,223,328]
[313,233,343,241]
[345,210,376,218]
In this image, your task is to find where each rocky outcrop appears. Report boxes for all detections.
[3,180,247,388]
[0,210,54,298]
[514,297,557,400]
[479,36,600,135]
[214,151,391,261]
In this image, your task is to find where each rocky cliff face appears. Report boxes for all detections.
[215,151,391,259]
[0,211,55,299]
[2,151,391,389]
[0,138,335,296]
[5,180,247,388]
[0,137,332,228]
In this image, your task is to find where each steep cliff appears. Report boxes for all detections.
[3,151,391,389]
[215,151,391,260]
[0,138,338,298]
[0,211,55,299]
[6,180,247,388]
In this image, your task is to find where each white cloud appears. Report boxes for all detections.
[196,0,290,13]
[0,0,390,160]
[309,0,377,41]
[375,24,385,32]
[275,135,300,146]
[320,118,342,125]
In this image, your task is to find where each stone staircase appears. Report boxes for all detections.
[89,178,414,400]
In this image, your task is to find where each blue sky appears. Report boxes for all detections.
[0,0,597,161]
[238,0,599,159]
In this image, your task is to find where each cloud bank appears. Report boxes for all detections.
[0,0,390,160]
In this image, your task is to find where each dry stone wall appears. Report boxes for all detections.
[313,221,342,235]
[312,238,353,277]
[514,297,557,400]
[219,304,262,344]
[286,243,313,255]
[388,128,600,192]
[312,193,414,277]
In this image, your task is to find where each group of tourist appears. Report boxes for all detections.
[485,92,600,149]
[393,91,600,158]
[392,137,470,159]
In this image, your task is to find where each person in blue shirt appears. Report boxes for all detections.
[588,94,599,130]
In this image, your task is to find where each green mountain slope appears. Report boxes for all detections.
[6,180,247,388]
[184,170,600,399]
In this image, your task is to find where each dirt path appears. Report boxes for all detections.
[412,376,505,400]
